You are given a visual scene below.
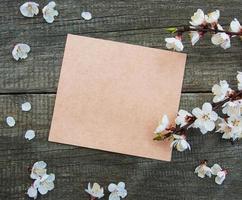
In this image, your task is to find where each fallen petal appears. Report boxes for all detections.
[27,186,38,199]
[20,2,39,18]
[81,11,92,20]
[25,130,35,140]
[42,1,58,23]
[21,102,32,111]
[6,116,16,127]
[12,43,31,61]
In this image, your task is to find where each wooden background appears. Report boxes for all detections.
[0,0,242,199]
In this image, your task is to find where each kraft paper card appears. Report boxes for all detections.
[49,34,186,161]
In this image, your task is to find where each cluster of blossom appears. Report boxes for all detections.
[154,72,242,152]
[20,1,58,23]
[12,2,58,61]
[85,182,127,200]
[165,9,242,51]
[195,160,227,185]
[27,161,55,199]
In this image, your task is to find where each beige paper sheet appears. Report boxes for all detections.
[48,34,186,161]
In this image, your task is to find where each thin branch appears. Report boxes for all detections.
[90,196,96,200]
[175,25,242,36]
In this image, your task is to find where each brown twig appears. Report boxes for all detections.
[90,196,96,200]
[175,25,242,37]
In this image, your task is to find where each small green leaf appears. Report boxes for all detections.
[153,134,162,141]
[165,27,178,33]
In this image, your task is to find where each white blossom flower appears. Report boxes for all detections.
[222,100,242,117]
[170,134,191,152]
[33,173,55,195]
[192,102,218,134]
[228,116,242,136]
[81,11,92,20]
[28,161,55,198]
[189,31,200,46]
[25,130,35,140]
[30,161,47,180]
[217,118,234,139]
[154,115,169,134]
[205,10,220,24]
[190,9,205,26]
[230,18,242,33]
[212,80,231,103]
[12,43,31,61]
[217,117,242,140]
[175,109,193,127]
[211,164,227,185]
[42,1,58,23]
[194,161,212,178]
[211,33,231,49]
[21,102,32,111]
[165,37,184,51]
[211,31,231,49]
[27,174,55,198]
[108,182,127,200]
[237,71,242,90]
[27,185,38,199]
[20,2,39,17]
[211,24,231,49]
[85,183,104,199]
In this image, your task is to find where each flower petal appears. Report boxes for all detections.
[211,164,222,175]
[190,9,205,26]
[109,192,120,200]
[192,107,202,118]
[117,182,125,189]
[221,39,231,49]
[230,18,241,33]
[202,102,212,113]
[46,173,55,182]
[204,120,215,131]
[34,161,47,169]
[42,1,58,23]
[215,173,225,185]
[20,2,39,17]
[176,139,190,152]
[237,72,242,90]
[108,183,117,192]
[38,184,48,195]
[81,11,92,20]
[205,10,220,23]
[21,102,32,111]
[6,116,16,127]
[210,111,218,121]
[154,115,169,134]
[189,31,200,45]
[12,43,31,61]
[165,37,184,51]
[25,130,35,140]
[27,186,38,199]
[118,189,127,198]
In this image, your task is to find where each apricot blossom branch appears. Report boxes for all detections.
[154,72,242,152]
[165,9,242,51]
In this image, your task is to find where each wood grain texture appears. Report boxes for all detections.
[1,0,242,199]
[0,0,241,93]
[0,94,241,200]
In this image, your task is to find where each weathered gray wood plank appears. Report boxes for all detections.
[0,0,242,93]
[0,93,241,199]
[1,1,242,200]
